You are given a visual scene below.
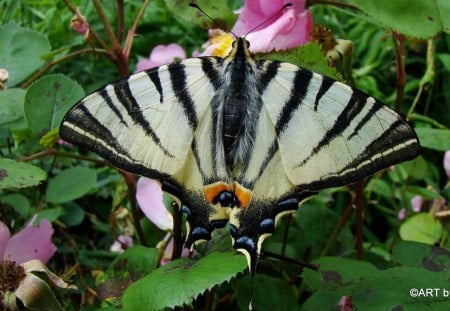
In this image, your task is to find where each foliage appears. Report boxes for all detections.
[0,0,449,310]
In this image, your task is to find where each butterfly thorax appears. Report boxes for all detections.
[218,38,262,170]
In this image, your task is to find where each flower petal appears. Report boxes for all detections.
[136,43,186,72]
[0,221,11,258]
[15,273,63,310]
[136,177,173,231]
[3,219,56,264]
[411,195,424,212]
[444,150,450,179]
[231,0,312,53]
[22,259,77,289]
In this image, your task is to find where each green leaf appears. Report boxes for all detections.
[301,291,342,311]
[236,275,298,311]
[353,0,448,39]
[303,257,450,310]
[46,167,97,204]
[59,202,85,227]
[122,250,246,310]
[0,22,51,87]
[98,246,157,301]
[39,127,60,147]
[35,207,63,223]
[1,193,31,218]
[164,0,237,30]
[352,267,450,310]
[393,241,450,272]
[0,158,47,189]
[262,42,342,80]
[0,88,26,125]
[294,204,353,259]
[415,128,450,151]
[24,74,84,136]
[302,257,379,295]
[399,213,442,244]
[404,186,442,199]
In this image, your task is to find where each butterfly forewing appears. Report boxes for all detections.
[60,36,420,274]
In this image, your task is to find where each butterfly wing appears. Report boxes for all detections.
[228,60,420,273]
[60,57,230,246]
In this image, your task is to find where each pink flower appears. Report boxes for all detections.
[135,44,186,72]
[231,0,313,53]
[136,177,196,264]
[0,219,56,265]
[110,235,134,254]
[411,195,424,212]
[136,177,173,231]
[71,8,89,36]
[339,296,353,311]
[444,151,450,179]
[398,208,407,220]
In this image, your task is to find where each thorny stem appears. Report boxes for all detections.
[117,0,125,44]
[92,0,129,76]
[63,0,110,52]
[124,0,150,59]
[21,48,108,88]
[392,32,406,113]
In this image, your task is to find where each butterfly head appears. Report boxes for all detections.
[225,37,253,63]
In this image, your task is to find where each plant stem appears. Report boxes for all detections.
[261,250,319,270]
[120,170,148,246]
[321,196,353,256]
[407,38,435,118]
[21,48,108,88]
[93,0,129,76]
[392,32,406,113]
[354,181,365,260]
[124,0,150,58]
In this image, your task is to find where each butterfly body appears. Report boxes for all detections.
[60,37,420,274]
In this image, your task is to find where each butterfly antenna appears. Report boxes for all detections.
[189,2,237,37]
[244,2,293,37]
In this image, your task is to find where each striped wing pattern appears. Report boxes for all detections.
[60,38,420,274]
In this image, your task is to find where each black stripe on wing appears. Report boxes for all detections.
[347,100,383,140]
[313,77,333,111]
[275,69,313,135]
[146,69,164,103]
[299,119,420,191]
[168,62,198,129]
[201,57,223,90]
[60,106,170,180]
[100,89,128,127]
[113,82,175,158]
[296,89,367,168]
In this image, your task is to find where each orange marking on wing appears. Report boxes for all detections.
[234,182,252,209]
[203,182,232,203]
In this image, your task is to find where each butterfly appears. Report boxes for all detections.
[60,28,420,274]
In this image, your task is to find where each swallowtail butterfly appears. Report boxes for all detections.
[60,17,420,274]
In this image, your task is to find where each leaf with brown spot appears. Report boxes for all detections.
[0,158,47,190]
